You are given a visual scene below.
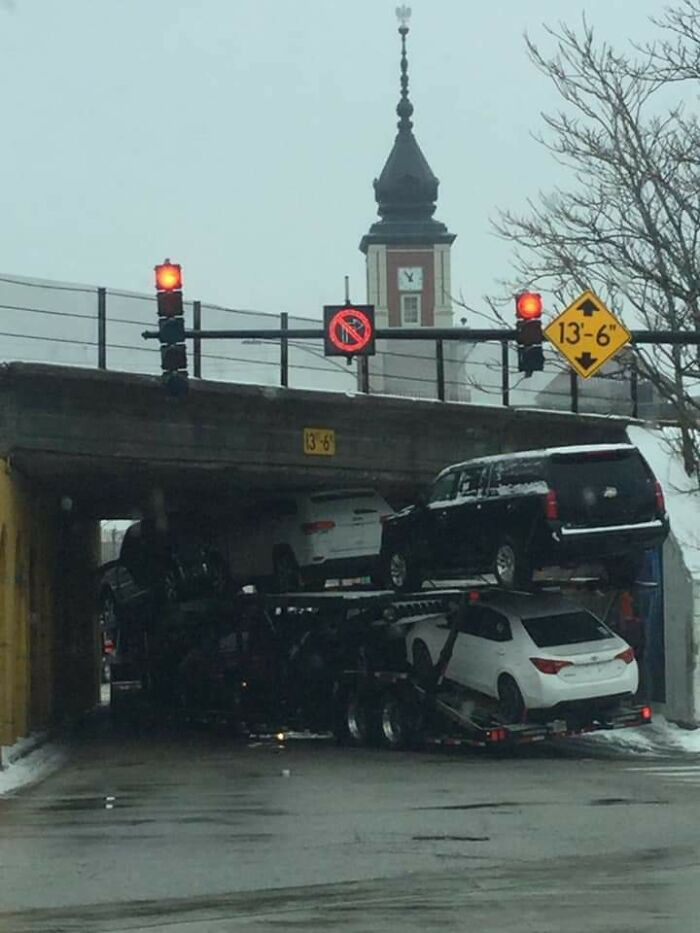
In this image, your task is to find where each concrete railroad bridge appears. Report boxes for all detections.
[0,362,636,748]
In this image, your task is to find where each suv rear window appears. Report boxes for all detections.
[522,611,613,647]
[549,449,651,496]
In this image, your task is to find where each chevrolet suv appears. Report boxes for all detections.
[380,444,668,590]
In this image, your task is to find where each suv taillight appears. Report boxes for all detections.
[301,520,336,535]
[530,657,572,674]
[543,490,559,521]
[655,481,665,516]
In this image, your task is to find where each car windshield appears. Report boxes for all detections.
[521,611,613,647]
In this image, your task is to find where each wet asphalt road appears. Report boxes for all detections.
[2,708,700,932]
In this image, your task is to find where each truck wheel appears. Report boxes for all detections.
[385,547,421,592]
[379,690,417,750]
[345,691,377,746]
[494,537,532,589]
[498,675,526,723]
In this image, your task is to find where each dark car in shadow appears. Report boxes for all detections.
[380,444,669,590]
[99,517,229,684]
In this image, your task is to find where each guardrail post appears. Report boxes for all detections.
[436,338,445,402]
[501,339,509,407]
[570,369,579,414]
[193,300,202,378]
[97,287,106,369]
[280,312,289,387]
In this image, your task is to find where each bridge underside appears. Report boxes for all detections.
[0,362,634,747]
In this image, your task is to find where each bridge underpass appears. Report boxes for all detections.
[0,361,633,748]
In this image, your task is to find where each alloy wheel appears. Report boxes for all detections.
[496,543,517,588]
[389,551,408,589]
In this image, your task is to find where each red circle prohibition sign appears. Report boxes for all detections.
[328,308,373,353]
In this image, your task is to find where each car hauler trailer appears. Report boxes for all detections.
[120,585,651,748]
[103,552,653,746]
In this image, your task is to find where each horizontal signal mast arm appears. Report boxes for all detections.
[141,327,700,345]
[142,327,520,342]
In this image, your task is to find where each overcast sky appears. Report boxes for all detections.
[0,0,674,319]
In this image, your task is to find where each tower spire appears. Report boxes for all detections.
[396,5,413,132]
[359,5,455,251]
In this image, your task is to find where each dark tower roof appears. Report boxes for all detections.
[360,12,455,253]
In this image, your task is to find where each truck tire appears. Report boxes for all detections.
[494,536,532,589]
[378,689,418,750]
[344,691,377,747]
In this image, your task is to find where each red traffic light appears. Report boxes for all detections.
[515,292,542,320]
[155,259,182,292]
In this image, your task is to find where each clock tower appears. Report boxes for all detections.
[359,7,459,398]
[360,6,455,349]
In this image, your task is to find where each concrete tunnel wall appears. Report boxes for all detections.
[0,465,100,751]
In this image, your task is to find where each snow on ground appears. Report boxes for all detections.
[0,740,67,796]
[627,424,700,576]
[584,714,700,757]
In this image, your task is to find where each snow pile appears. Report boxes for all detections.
[627,424,700,577]
[586,714,700,756]
[0,741,66,796]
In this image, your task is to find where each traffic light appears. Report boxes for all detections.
[154,258,188,397]
[323,304,376,358]
[515,291,544,376]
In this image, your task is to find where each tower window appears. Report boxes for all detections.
[401,293,421,325]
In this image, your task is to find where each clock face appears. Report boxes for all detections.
[398,266,423,291]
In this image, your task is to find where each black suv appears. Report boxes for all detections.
[381,444,668,590]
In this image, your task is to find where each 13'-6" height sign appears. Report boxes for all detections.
[323,304,376,357]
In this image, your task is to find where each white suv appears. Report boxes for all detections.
[223,489,393,591]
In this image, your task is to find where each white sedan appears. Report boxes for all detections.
[405,592,638,722]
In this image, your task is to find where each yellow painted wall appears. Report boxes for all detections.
[0,463,99,749]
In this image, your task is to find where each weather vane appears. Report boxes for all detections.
[395,5,411,29]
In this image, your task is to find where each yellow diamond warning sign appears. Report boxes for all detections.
[544,289,631,379]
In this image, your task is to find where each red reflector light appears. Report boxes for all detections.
[615,647,635,664]
[155,259,182,291]
[516,292,543,320]
[487,728,508,742]
[543,490,559,521]
[655,481,665,515]
[641,705,652,721]
[530,657,573,674]
[103,639,115,654]
[301,520,336,534]
[468,590,480,602]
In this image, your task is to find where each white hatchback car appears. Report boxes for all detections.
[222,488,393,591]
[405,591,639,722]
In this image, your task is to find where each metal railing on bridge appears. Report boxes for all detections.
[0,271,669,419]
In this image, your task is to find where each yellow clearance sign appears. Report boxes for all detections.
[544,289,631,379]
[303,427,336,456]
